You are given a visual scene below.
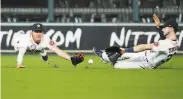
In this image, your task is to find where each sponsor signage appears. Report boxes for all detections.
[1,23,183,52]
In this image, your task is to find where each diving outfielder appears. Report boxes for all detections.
[93,14,179,69]
[12,23,84,68]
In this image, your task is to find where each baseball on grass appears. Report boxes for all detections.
[88,59,93,64]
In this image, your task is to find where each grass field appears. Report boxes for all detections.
[1,55,183,99]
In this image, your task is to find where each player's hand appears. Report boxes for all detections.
[153,14,160,28]
[16,64,25,68]
[120,48,125,54]
[71,53,84,66]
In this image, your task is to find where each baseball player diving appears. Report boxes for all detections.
[12,23,84,68]
[93,14,179,69]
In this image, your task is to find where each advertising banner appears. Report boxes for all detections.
[1,23,183,53]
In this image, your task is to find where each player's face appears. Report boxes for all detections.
[162,27,170,36]
[32,31,43,42]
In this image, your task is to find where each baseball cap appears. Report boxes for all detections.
[32,23,44,32]
[163,20,178,32]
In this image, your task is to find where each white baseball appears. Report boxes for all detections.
[88,59,93,64]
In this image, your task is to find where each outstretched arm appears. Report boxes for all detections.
[46,38,84,66]
[51,46,84,66]
[46,39,71,61]
[50,46,71,61]
[133,43,153,52]
[121,43,154,53]
[153,14,166,40]
[17,48,26,68]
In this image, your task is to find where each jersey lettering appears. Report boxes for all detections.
[169,46,178,53]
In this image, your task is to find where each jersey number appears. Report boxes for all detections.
[154,46,178,68]
[169,46,178,53]
[166,46,178,62]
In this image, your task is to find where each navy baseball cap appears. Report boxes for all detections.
[32,23,44,32]
[163,20,178,32]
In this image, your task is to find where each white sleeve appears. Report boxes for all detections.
[47,40,56,50]
[43,35,56,50]
[17,48,26,65]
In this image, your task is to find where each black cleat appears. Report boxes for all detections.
[93,47,103,57]
[41,55,48,62]
[93,47,108,63]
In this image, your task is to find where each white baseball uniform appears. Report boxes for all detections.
[103,39,179,69]
[12,32,55,65]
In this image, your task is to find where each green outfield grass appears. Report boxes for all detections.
[1,55,183,99]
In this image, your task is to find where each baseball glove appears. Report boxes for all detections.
[105,46,122,65]
[71,53,84,66]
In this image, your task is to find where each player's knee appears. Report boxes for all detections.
[40,51,47,56]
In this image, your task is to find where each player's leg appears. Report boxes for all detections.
[114,58,153,69]
[93,47,151,69]
[40,50,48,62]
[114,61,145,69]
[93,47,139,64]
[97,49,141,63]
[114,52,152,69]
[93,47,133,64]
[117,52,138,60]
[12,35,25,68]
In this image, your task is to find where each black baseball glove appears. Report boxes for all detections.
[71,53,84,66]
[105,46,122,65]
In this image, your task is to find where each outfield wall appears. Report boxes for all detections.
[1,23,183,53]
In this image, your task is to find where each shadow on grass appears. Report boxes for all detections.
[2,65,183,71]
[157,67,183,70]
[1,66,16,68]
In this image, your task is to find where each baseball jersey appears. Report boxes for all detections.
[146,39,179,68]
[13,33,55,64]
[14,33,55,51]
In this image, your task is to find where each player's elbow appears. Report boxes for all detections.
[147,44,153,50]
